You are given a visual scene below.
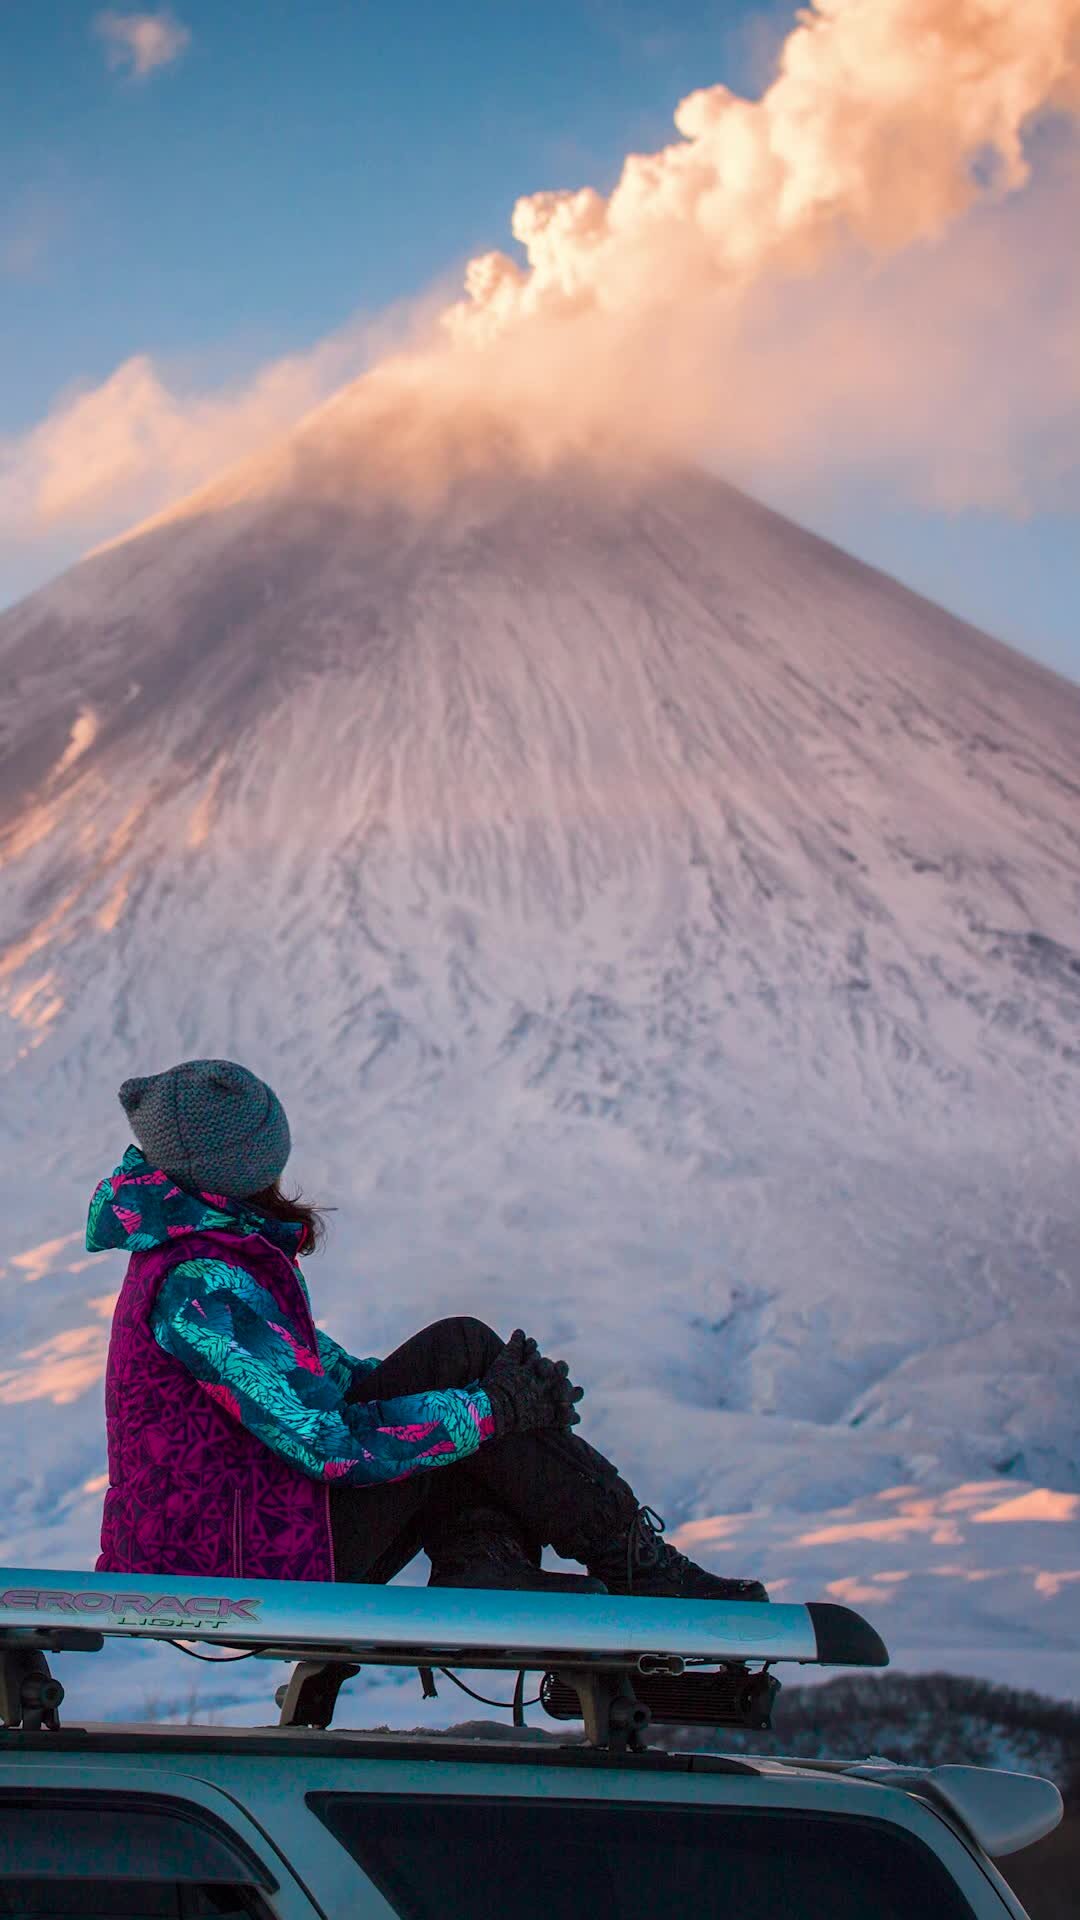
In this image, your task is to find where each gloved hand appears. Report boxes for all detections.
[520,1335,584,1427]
[480,1330,584,1439]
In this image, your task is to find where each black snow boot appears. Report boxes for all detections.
[425,1506,608,1594]
[586,1504,769,1602]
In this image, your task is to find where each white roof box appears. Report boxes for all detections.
[0,1569,888,1671]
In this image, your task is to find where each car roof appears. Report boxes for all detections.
[0,1720,1064,1861]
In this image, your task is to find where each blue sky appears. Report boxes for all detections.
[2,1,1077,682]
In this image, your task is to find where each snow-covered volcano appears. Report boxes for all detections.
[2,426,1079,1707]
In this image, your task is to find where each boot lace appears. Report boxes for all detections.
[626,1504,690,1592]
[626,1505,703,1597]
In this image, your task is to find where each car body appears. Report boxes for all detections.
[0,1723,1051,1918]
[0,1568,1062,1917]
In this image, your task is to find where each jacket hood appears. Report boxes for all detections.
[86,1144,304,1257]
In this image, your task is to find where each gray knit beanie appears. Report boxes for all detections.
[118,1059,291,1199]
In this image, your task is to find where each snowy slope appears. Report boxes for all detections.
[1,429,1079,1711]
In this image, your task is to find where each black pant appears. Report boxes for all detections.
[329,1317,632,1583]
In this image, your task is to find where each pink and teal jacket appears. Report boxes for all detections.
[89,1146,495,1580]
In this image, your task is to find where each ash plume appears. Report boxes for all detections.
[4,0,1080,563]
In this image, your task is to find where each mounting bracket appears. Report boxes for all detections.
[554,1668,652,1754]
[0,1630,104,1733]
[275,1660,360,1729]
[0,1646,66,1732]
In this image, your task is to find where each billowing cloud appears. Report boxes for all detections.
[449,0,1080,345]
[94,8,191,80]
[5,0,1080,587]
[332,127,1075,523]
[431,0,1080,514]
[0,331,370,548]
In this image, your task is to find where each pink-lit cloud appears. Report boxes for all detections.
[94,9,190,80]
[423,0,1080,514]
[671,1514,746,1549]
[10,1232,82,1284]
[628,1489,1080,1631]
[795,1482,1080,1548]
[449,1,1080,345]
[973,1488,1080,1524]
[0,1294,116,1408]
[0,1324,107,1406]
[798,1507,965,1548]
[0,329,373,549]
[3,0,1080,575]
[826,1575,900,1605]
[930,1563,1006,1584]
[1033,1569,1080,1597]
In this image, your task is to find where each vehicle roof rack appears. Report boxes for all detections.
[0,1569,888,1755]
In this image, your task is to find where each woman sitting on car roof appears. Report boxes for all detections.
[87,1057,769,1601]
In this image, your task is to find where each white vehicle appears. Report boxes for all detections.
[0,1569,1063,1918]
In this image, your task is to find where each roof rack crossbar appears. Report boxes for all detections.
[0,1572,888,1673]
[0,1572,888,1750]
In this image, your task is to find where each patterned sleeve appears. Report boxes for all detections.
[151,1258,495,1486]
[315,1328,381,1398]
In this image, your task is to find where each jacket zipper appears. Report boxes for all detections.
[232,1485,244,1578]
[254,1231,336,1578]
[254,1232,321,1344]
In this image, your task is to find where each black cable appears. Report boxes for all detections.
[167,1641,260,1664]
[436,1668,543,1711]
[168,1644,543,1716]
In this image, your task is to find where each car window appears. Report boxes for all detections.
[0,1793,279,1920]
[0,1885,269,1918]
[308,1794,979,1920]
